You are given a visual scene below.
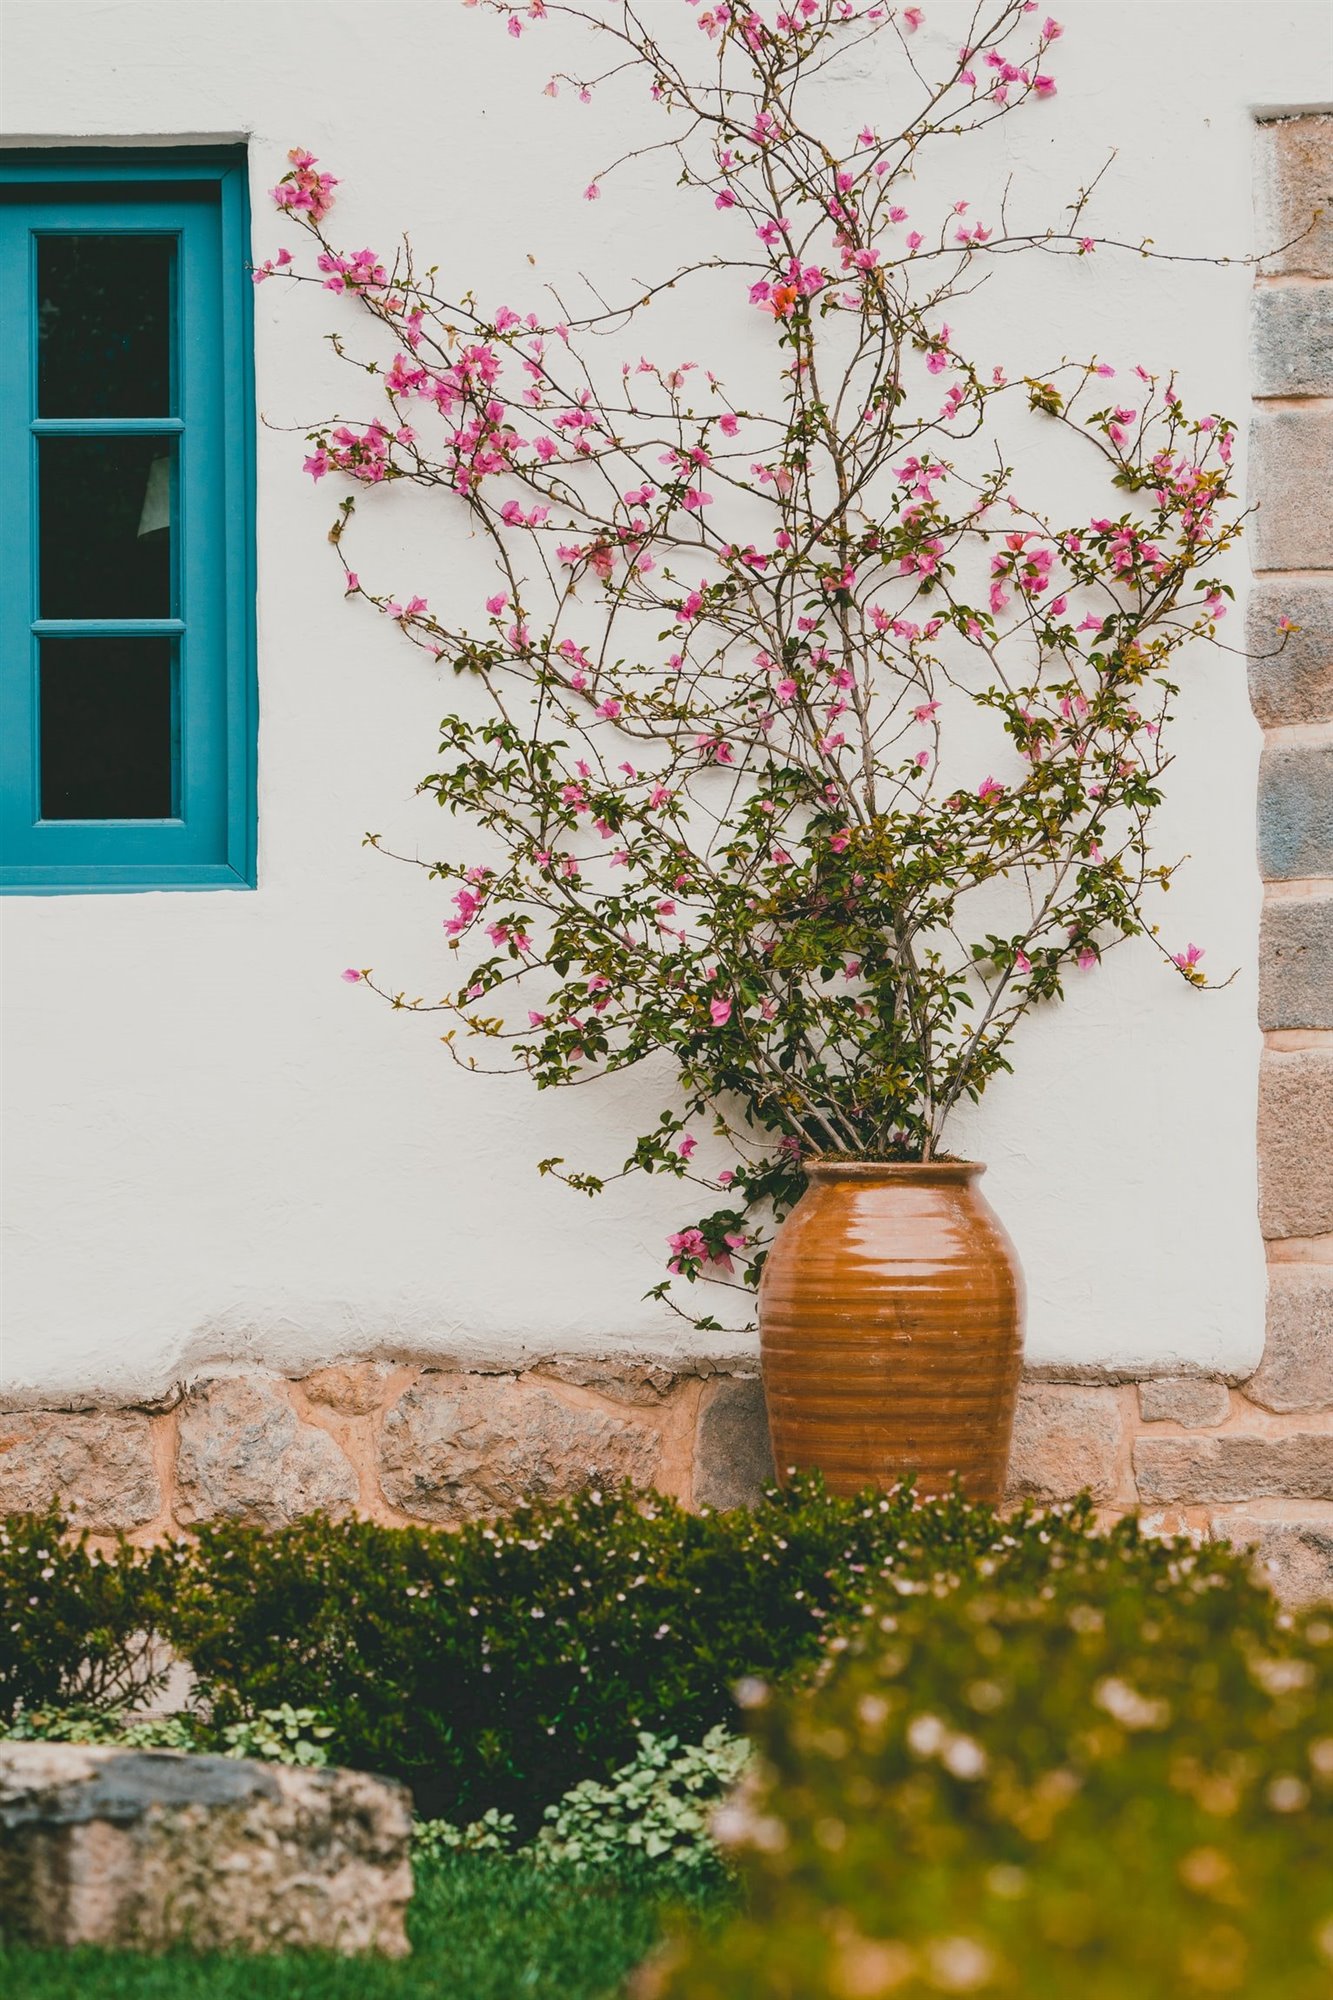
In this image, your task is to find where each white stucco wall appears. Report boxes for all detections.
[1,1,1327,1403]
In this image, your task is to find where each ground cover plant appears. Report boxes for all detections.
[648,1524,1333,1999]
[0,1851,730,2000]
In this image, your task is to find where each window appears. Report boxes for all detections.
[0,152,255,892]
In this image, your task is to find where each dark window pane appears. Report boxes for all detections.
[40,638,175,820]
[39,436,174,618]
[37,233,173,417]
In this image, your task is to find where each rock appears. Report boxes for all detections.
[300,1363,398,1417]
[0,1741,411,1956]
[1258,1049,1333,1240]
[1260,893,1333,1030]
[1249,410,1333,571]
[1137,1378,1231,1427]
[1134,1433,1333,1505]
[0,1409,160,1530]
[1250,283,1333,397]
[532,1356,685,1405]
[1210,1513,1333,1606]
[377,1374,661,1521]
[1004,1386,1124,1504]
[1248,579,1333,728]
[175,1376,358,1527]
[693,1378,775,1510]
[1256,115,1333,278]
[1244,1267,1333,1413]
[1258,738,1333,882]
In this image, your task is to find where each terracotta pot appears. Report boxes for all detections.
[758,1161,1025,1502]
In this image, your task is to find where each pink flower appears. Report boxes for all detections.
[340,968,362,983]
[679,1135,698,1159]
[1013,950,1031,974]
[1077,947,1098,970]
[977,776,1004,804]
[710,996,733,1027]
[906,231,923,251]
[486,593,508,615]
[902,5,924,27]
[584,183,601,201]
[1172,943,1205,970]
[829,828,851,853]
[718,413,739,436]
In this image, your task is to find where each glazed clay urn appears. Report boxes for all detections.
[758,1161,1025,1502]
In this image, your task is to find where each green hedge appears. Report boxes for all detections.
[3,1480,1063,1823]
[651,1522,1333,1999]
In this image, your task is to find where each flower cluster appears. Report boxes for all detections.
[268,0,1251,1327]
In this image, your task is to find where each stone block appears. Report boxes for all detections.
[0,1742,411,1956]
[0,1408,160,1531]
[1249,409,1333,570]
[1244,1267,1333,1413]
[1210,1513,1333,1607]
[377,1374,660,1522]
[175,1376,358,1528]
[532,1356,685,1405]
[1134,1432,1333,1505]
[1260,892,1333,1029]
[1258,738,1333,881]
[1004,1385,1123,1504]
[1258,1048,1333,1239]
[300,1363,398,1417]
[1137,1378,1231,1427]
[693,1377,775,1510]
[1248,579,1333,728]
[1250,283,1333,397]
[1256,115,1333,278]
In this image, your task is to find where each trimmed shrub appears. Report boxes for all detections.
[4,1482,1100,1823]
[649,1522,1333,1999]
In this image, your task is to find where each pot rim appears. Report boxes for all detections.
[802,1158,985,1182]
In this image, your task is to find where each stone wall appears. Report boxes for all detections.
[2,1351,1331,1602]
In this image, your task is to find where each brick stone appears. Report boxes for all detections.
[1256,115,1333,278]
[1244,1267,1333,1413]
[1251,283,1333,398]
[1260,892,1333,1030]
[1249,409,1333,571]
[532,1356,685,1405]
[175,1376,358,1528]
[1004,1386,1122,1504]
[0,1409,160,1531]
[0,1742,412,1956]
[1258,738,1333,881]
[1258,1048,1333,1239]
[1134,1433,1333,1505]
[1137,1378,1231,1427]
[1248,579,1333,728]
[1210,1513,1333,1607]
[377,1373,661,1522]
[300,1363,397,1417]
[693,1377,775,1510]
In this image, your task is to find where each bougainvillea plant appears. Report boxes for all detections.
[264,0,1257,1329]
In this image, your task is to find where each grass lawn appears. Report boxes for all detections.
[0,1855,732,1999]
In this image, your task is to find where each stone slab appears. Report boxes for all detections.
[0,1408,160,1531]
[175,1376,358,1528]
[1258,1048,1333,1240]
[1210,1513,1333,1607]
[1256,115,1333,278]
[693,1377,774,1510]
[1250,282,1333,397]
[1258,738,1333,882]
[1248,579,1333,728]
[1244,1267,1333,1414]
[1134,1432,1333,1505]
[1260,892,1333,1030]
[1137,1378,1231,1427]
[1249,409,1333,571]
[0,1742,411,1955]
[1004,1385,1123,1504]
[377,1373,661,1521]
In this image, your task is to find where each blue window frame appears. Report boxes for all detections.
[0,151,255,892]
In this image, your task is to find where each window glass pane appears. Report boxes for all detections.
[37,233,173,417]
[39,637,175,820]
[39,436,174,619]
